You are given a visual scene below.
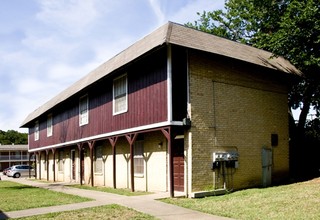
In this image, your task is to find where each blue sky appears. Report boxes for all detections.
[0,0,225,132]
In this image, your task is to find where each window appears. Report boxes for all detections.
[79,95,89,126]
[58,151,64,172]
[34,121,39,141]
[134,141,144,175]
[47,114,53,137]
[113,74,128,115]
[95,145,103,173]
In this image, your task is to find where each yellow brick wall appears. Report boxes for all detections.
[188,50,290,191]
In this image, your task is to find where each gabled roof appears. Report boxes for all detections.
[21,22,301,127]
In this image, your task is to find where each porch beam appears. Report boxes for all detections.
[125,133,138,192]
[88,141,95,187]
[108,137,118,189]
[34,152,37,179]
[162,127,174,197]
[28,152,31,178]
[51,148,56,182]
[39,152,41,180]
[45,150,49,181]
[77,143,84,185]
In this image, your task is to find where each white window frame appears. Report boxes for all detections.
[79,95,89,126]
[134,140,144,176]
[47,114,53,137]
[34,121,39,141]
[113,74,128,115]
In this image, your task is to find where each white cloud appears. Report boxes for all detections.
[168,0,225,24]
[35,0,100,37]
[0,0,226,132]
[148,0,166,25]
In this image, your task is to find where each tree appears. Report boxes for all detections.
[186,0,320,131]
[187,0,320,179]
[0,130,28,145]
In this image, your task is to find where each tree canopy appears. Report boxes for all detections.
[0,130,28,145]
[186,0,320,131]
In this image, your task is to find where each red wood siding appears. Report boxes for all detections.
[28,48,168,150]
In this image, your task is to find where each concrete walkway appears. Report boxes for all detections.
[0,175,233,220]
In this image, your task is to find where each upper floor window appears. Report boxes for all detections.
[79,95,89,126]
[113,74,128,115]
[47,114,53,137]
[34,121,39,141]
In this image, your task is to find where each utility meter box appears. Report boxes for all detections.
[212,151,239,162]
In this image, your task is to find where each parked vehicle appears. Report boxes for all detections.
[6,165,35,178]
[2,167,11,175]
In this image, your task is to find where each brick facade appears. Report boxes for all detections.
[188,50,289,192]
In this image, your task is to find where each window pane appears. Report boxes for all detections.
[134,158,144,174]
[134,141,144,175]
[113,75,127,114]
[79,96,89,125]
[95,146,103,173]
[34,121,39,141]
[47,114,53,137]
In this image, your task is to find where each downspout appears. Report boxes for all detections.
[186,48,192,197]
[167,44,174,198]
[167,44,173,123]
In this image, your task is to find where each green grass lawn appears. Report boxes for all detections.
[16,204,156,220]
[0,181,91,212]
[68,184,151,196]
[162,178,320,220]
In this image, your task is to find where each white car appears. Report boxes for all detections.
[6,165,35,178]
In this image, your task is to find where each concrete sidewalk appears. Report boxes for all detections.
[0,175,233,220]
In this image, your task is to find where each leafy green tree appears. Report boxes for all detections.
[0,130,28,145]
[186,0,320,131]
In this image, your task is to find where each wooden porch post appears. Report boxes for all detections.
[125,133,138,192]
[34,152,37,179]
[77,143,83,185]
[39,152,41,180]
[52,148,56,182]
[108,137,118,189]
[161,127,173,197]
[46,150,49,181]
[88,141,95,187]
[28,152,31,178]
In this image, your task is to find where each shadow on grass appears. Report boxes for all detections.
[2,185,35,190]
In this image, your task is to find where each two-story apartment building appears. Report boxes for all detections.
[21,22,300,197]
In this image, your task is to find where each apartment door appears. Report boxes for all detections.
[262,147,272,187]
[173,138,184,191]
